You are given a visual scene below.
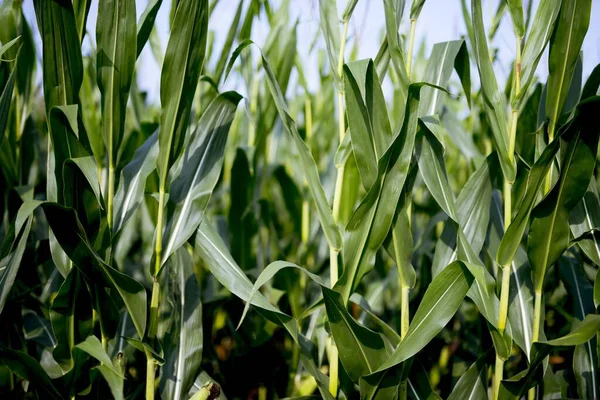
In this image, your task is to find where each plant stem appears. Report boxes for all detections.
[328,19,349,398]
[107,162,115,235]
[406,19,417,79]
[146,187,166,400]
[527,290,543,400]
[146,351,156,400]
[494,35,522,400]
[400,286,410,339]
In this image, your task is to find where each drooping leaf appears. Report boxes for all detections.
[500,314,600,399]
[323,287,388,382]
[41,203,147,339]
[497,99,600,267]
[569,179,600,266]
[50,267,93,376]
[75,336,124,400]
[0,217,31,314]
[528,98,600,292]
[0,347,63,400]
[194,221,334,400]
[367,261,473,375]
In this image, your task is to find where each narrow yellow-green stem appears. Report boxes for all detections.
[146,350,156,400]
[107,163,115,231]
[328,19,349,398]
[494,35,522,400]
[400,286,410,339]
[527,291,543,400]
[146,187,166,400]
[532,291,542,343]
[406,19,417,79]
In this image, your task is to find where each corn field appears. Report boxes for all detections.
[0,0,599,399]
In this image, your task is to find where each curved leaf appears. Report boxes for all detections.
[528,99,600,292]
[161,92,241,268]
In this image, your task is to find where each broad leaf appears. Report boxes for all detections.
[161,92,241,268]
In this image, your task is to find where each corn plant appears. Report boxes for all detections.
[0,0,599,399]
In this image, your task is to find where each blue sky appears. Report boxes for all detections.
[22,0,600,102]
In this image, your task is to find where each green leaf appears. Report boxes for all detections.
[500,314,600,399]
[489,191,535,357]
[33,0,83,110]
[160,92,241,268]
[0,217,31,314]
[343,59,393,192]
[341,0,359,22]
[506,0,525,37]
[194,221,334,400]
[156,0,209,186]
[419,40,471,116]
[383,0,409,115]
[65,156,103,208]
[471,0,515,182]
[136,0,163,58]
[0,36,21,60]
[225,40,342,251]
[558,258,598,400]
[517,0,561,103]
[41,203,147,339]
[113,132,158,235]
[323,287,388,382]
[371,261,473,374]
[96,0,136,174]
[410,0,426,20]
[417,125,457,221]
[0,347,63,400]
[318,0,341,88]
[496,99,600,267]
[570,179,600,266]
[0,65,15,151]
[336,83,432,303]
[238,261,324,329]
[72,0,91,42]
[581,63,600,100]
[545,0,591,133]
[258,42,342,251]
[75,336,124,400]
[160,247,203,400]
[528,99,600,292]
[50,267,93,376]
[447,354,487,400]
[213,0,243,84]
